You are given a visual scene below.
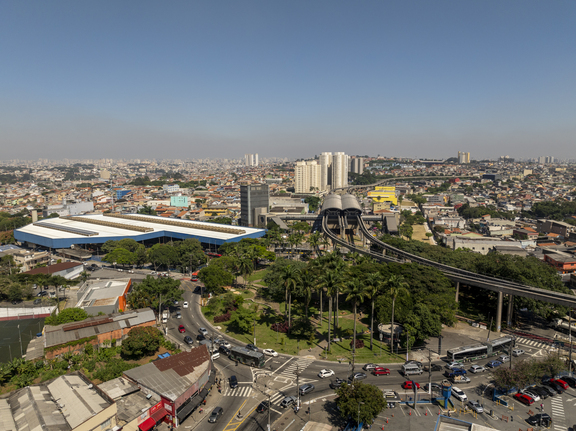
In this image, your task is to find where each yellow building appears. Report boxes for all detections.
[368,186,398,205]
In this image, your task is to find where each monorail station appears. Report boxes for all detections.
[14,213,266,252]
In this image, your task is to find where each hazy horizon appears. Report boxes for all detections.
[1,1,575,161]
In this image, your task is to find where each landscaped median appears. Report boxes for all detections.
[201,290,404,363]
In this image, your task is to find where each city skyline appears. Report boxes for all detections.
[1,1,575,160]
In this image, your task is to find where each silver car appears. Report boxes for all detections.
[467,400,483,414]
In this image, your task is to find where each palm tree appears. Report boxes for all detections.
[299,270,315,319]
[281,265,300,326]
[345,279,367,356]
[237,256,253,288]
[386,274,410,353]
[364,273,383,350]
[320,271,342,354]
[308,232,321,257]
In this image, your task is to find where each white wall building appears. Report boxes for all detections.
[295,161,321,193]
[319,152,332,190]
[331,152,349,189]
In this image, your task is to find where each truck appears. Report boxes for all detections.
[450,375,471,383]
[162,310,169,324]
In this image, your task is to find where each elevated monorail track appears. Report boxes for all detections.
[321,214,576,308]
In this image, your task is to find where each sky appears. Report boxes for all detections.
[1,1,575,161]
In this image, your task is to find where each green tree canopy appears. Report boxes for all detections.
[127,276,183,310]
[121,326,163,358]
[335,381,386,425]
[198,265,234,294]
[45,308,89,326]
[102,247,136,266]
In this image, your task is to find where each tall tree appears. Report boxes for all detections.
[386,274,410,352]
[345,279,366,356]
[299,270,315,320]
[321,271,343,353]
[364,272,383,350]
[281,265,300,326]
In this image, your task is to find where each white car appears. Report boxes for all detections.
[220,341,231,349]
[446,361,461,370]
[318,369,335,378]
[183,302,189,308]
[512,349,524,357]
[199,327,209,336]
[263,349,278,357]
[522,389,540,402]
[470,365,486,374]
[451,386,467,402]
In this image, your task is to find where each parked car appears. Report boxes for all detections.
[514,393,534,406]
[363,363,379,371]
[467,400,483,414]
[256,401,269,413]
[299,384,315,396]
[178,325,186,333]
[423,364,442,372]
[33,298,42,305]
[538,385,556,397]
[526,413,552,427]
[349,372,367,382]
[512,348,525,357]
[486,360,502,368]
[37,291,47,297]
[263,349,278,357]
[542,382,561,395]
[372,367,390,376]
[451,387,467,402]
[521,389,540,402]
[531,386,549,399]
[199,327,209,336]
[246,344,259,352]
[229,375,238,389]
[470,365,486,373]
[184,336,194,345]
[330,378,345,389]
[551,378,569,390]
[560,376,576,388]
[402,381,420,390]
[318,369,335,379]
[280,396,298,408]
[208,407,223,423]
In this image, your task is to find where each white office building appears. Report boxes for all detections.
[295,160,321,193]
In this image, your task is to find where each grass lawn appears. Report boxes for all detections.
[202,302,403,363]
[247,269,268,283]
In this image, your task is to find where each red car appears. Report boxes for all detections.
[178,325,186,333]
[514,393,534,406]
[552,379,569,390]
[372,367,391,376]
[402,381,420,390]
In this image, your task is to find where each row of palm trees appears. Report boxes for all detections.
[278,250,410,355]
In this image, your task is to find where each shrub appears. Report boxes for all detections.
[214,312,231,323]
[271,321,290,333]
[350,339,365,349]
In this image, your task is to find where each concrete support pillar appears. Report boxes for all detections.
[507,295,514,327]
[455,282,460,303]
[496,291,503,333]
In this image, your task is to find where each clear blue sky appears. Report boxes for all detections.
[1,1,575,161]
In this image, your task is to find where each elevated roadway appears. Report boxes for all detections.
[322,214,576,332]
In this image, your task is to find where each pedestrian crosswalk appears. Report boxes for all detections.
[222,386,252,397]
[550,397,566,430]
[516,336,551,350]
[277,357,315,379]
[269,392,287,406]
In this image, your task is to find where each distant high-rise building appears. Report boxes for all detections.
[244,154,259,167]
[538,156,554,164]
[295,161,321,193]
[350,157,364,175]
[458,151,470,164]
[319,152,332,190]
[331,152,349,190]
[240,184,269,227]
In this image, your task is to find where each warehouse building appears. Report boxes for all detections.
[14,212,266,250]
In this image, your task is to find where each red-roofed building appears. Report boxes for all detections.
[25,261,84,279]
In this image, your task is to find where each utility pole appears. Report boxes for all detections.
[295,364,301,409]
[428,348,432,394]
[509,339,513,370]
[570,310,573,374]
[18,324,23,357]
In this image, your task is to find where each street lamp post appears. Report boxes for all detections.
[295,365,301,408]
[357,401,364,426]
[379,332,383,357]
